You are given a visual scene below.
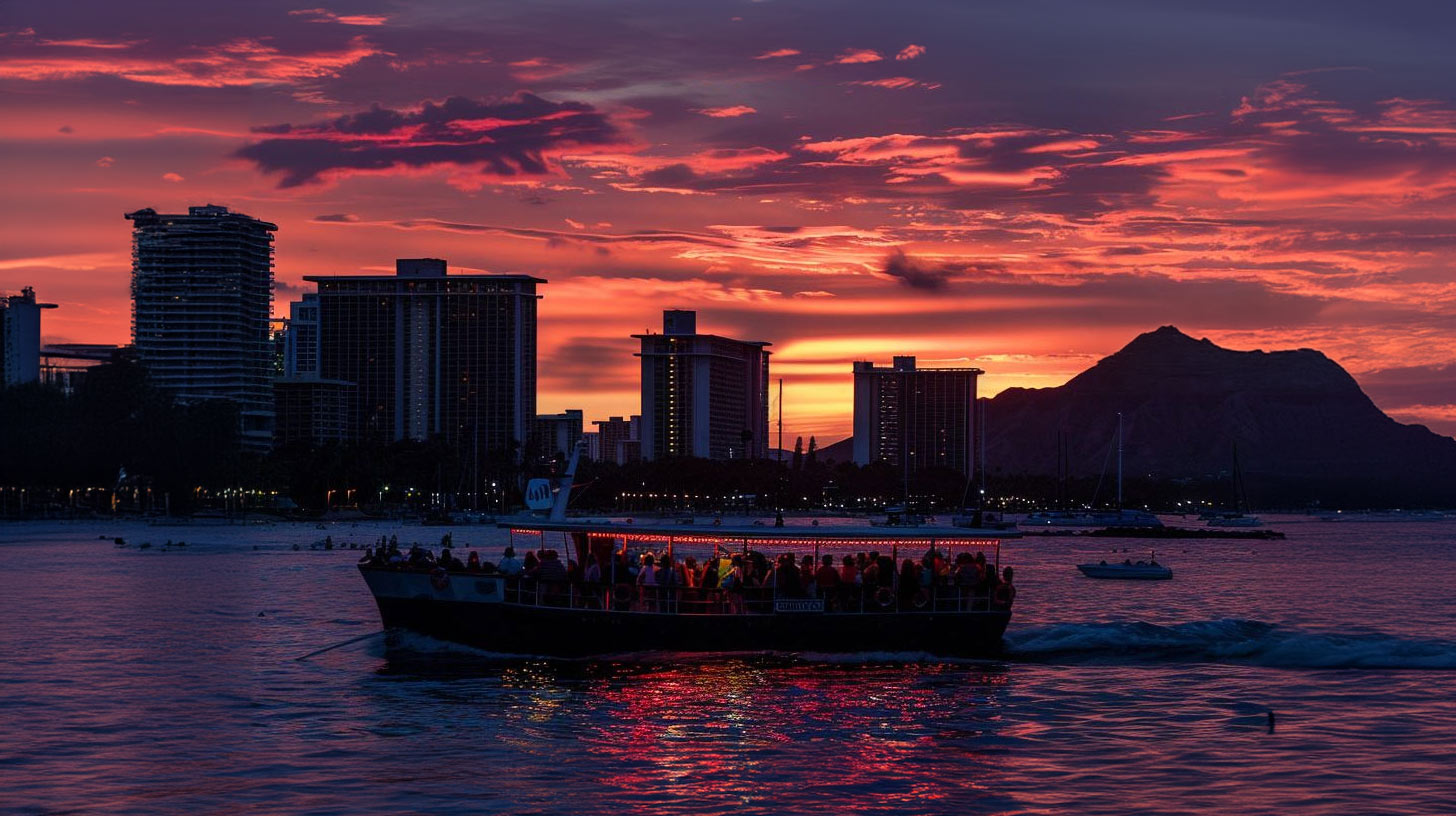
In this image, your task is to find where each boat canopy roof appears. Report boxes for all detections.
[502,519,1018,544]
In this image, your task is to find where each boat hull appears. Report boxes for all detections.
[1076,564,1172,580]
[361,568,1012,658]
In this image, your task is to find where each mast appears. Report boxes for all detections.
[978,397,987,504]
[1233,441,1249,513]
[1116,412,1124,510]
[777,378,784,464]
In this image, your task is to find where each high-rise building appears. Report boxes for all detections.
[283,293,320,378]
[591,414,640,464]
[300,259,541,463]
[852,356,982,476]
[274,378,355,446]
[126,205,277,452]
[1,287,57,387]
[533,409,584,460]
[635,310,770,460]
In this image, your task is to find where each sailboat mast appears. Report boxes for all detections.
[777,378,784,464]
[1116,412,1124,509]
[979,398,987,502]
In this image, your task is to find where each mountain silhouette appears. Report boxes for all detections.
[981,326,1456,505]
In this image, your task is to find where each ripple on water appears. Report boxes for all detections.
[1,520,1455,814]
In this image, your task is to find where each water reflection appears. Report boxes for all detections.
[368,646,1017,813]
[6,520,1456,815]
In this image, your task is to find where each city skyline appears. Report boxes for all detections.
[4,2,1456,442]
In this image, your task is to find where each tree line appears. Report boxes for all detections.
[2,359,1307,515]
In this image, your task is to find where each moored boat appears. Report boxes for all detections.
[1076,558,1172,580]
[1203,511,1262,527]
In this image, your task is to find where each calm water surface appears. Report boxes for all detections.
[1,517,1453,815]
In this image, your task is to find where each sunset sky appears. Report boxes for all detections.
[4,1,1456,441]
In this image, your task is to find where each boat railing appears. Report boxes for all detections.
[496,576,1004,615]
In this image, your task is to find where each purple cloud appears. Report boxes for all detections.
[237,93,625,187]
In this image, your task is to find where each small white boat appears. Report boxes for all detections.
[1204,512,1261,527]
[1025,510,1101,527]
[1076,559,1173,580]
[1094,509,1165,528]
[952,510,1018,531]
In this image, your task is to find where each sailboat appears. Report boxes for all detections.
[1092,413,1163,528]
[952,399,1018,530]
[1201,442,1262,527]
[1024,431,1096,525]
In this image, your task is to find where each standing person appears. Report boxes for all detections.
[721,555,743,613]
[497,546,523,575]
[636,553,658,611]
[815,555,841,609]
[862,553,880,589]
[636,553,657,585]
[994,567,1017,609]
[838,555,860,611]
[657,555,679,611]
[898,559,920,607]
[699,557,720,611]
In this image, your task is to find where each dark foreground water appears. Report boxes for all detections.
[1,517,1454,815]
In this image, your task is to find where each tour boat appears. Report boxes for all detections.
[357,446,1021,659]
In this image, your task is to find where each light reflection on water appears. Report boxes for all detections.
[1,518,1454,815]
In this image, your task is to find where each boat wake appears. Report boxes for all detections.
[375,622,1456,670]
[1005,618,1456,669]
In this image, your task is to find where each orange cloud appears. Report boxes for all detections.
[694,105,757,118]
[830,48,882,65]
[0,36,381,87]
[509,57,572,81]
[288,8,390,25]
[754,48,801,60]
[895,44,926,61]
[844,77,941,91]
[37,38,138,49]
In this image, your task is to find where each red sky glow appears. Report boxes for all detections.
[3,1,1456,442]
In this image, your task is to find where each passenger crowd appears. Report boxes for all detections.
[361,538,1016,612]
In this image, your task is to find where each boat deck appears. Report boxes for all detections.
[502,519,1020,542]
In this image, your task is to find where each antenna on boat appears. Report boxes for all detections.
[548,438,587,522]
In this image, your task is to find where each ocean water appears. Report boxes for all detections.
[1,516,1453,815]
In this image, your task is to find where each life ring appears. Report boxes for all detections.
[613,584,634,605]
[912,588,931,610]
[430,567,450,590]
[874,587,895,609]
